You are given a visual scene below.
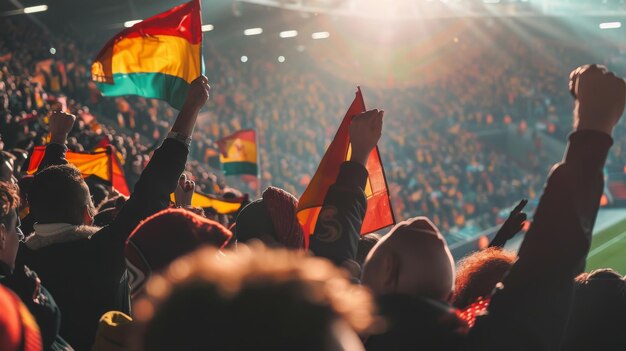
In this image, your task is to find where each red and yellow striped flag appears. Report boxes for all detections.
[91,0,203,110]
[27,146,130,196]
[297,88,395,240]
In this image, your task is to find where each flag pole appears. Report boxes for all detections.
[255,128,261,199]
[106,145,114,193]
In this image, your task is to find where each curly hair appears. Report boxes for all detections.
[133,244,379,351]
[0,181,19,226]
[452,247,516,309]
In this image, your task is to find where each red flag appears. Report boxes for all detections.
[297,88,395,244]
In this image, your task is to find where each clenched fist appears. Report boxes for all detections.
[570,64,626,135]
[175,173,195,207]
[49,111,76,145]
[183,75,210,111]
[349,109,384,166]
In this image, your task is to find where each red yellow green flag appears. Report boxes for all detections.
[27,146,130,196]
[91,0,203,110]
[217,129,258,176]
[297,88,395,239]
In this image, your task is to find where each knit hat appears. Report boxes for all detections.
[363,216,455,300]
[0,285,42,351]
[125,208,233,296]
[235,186,304,249]
[91,311,133,351]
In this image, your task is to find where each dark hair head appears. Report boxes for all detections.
[29,164,92,225]
[134,244,377,351]
[452,247,516,309]
[356,233,382,267]
[0,181,19,226]
[562,269,626,350]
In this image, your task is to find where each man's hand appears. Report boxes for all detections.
[49,111,76,145]
[171,76,210,139]
[349,109,384,166]
[183,75,210,112]
[174,173,195,207]
[570,64,626,135]
[489,199,527,248]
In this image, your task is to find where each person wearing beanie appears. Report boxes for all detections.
[363,65,626,351]
[362,217,469,351]
[125,208,232,296]
[235,108,386,271]
[91,311,133,351]
[0,284,43,351]
[235,186,304,248]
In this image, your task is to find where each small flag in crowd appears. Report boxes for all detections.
[27,146,130,196]
[91,0,203,110]
[169,192,245,214]
[217,129,258,176]
[297,88,395,238]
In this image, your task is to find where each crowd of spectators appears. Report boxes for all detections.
[1,11,626,351]
[0,16,623,236]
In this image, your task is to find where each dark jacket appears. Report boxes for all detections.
[17,138,187,350]
[469,130,611,350]
[365,294,468,351]
[1,261,73,350]
[309,161,368,267]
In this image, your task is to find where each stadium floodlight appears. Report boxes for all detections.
[279,30,298,38]
[202,24,214,32]
[23,5,48,14]
[244,27,263,36]
[241,56,248,63]
[124,20,142,28]
[311,31,330,40]
[278,56,285,63]
[599,22,621,29]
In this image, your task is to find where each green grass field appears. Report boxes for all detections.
[586,217,626,274]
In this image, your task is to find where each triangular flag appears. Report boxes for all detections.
[297,88,395,242]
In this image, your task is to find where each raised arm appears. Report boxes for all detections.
[309,109,383,267]
[472,65,626,350]
[38,111,76,169]
[109,76,210,241]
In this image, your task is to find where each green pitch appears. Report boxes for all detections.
[586,217,626,274]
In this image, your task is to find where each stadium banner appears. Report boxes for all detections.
[297,88,395,243]
[91,0,203,110]
[27,146,130,196]
[217,129,258,176]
